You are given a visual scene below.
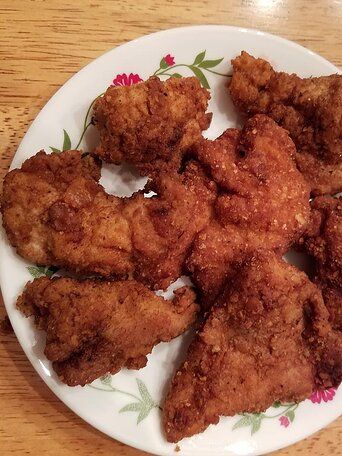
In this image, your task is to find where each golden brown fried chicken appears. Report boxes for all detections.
[163,251,342,442]
[1,150,216,289]
[1,150,101,266]
[302,196,342,330]
[93,76,211,175]
[186,115,311,305]
[229,51,342,195]
[17,277,198,386]
[123,161,216,288]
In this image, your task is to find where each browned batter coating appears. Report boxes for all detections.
[1,150,101,266]
[229,51,342,195]
[93,76,211,175]
[186,115,311,305]
[302,196,342,331]
[1,150,216,290]
[163,251,342,442]
[17,277,199,386]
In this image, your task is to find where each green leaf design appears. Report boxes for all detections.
[171,73,182,78]
[159,57,169,69]
[285,410,295,422]
[119,402,142,413]
[27,266,45,279]
[190,66,210,89]
[137,403,153,424]
[193,50,206,65]
[50,146,61,153]
[136,378,154,406]
[232,415,252,430]
[233,404,299,434]
[88,377,158,424]
[233,413,264,434]
[62,129,71,151]
[273,400,282,408]
[198,58,224,69]
[251,415,262,434]
[27,265,57,279]
[100,374,112,385]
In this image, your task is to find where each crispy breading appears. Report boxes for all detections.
[163,251,342,442]
[93,76,211,174]
[1,150,216,289]
[17,277,198,386]
[229,51,342,195]
[302,196,342,330]
[1,150,101,265]
[123,161,216,288]
[186,115,311,305]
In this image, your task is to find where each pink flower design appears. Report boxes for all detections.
[279,416,290,428]
[164,54,175,66]
[112,73,143,87]
[310,388,337,404]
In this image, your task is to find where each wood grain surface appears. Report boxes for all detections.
[0,1,341,455]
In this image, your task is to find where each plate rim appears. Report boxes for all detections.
[0,24,341,456]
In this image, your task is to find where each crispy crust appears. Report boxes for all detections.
[186,115,311,305]
[93,76,211,174]
[1,150,216,290]
[229,51,342,195]
[163,251,342,442]
[17,277,198,386]
[301,196,342,330]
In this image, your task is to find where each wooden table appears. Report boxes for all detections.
[0,1,341,454]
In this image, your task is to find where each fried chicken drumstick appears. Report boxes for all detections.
[302,196,342,331]
[186,115,311,305]
[163,251,342,442]
[17,277,198,386]
[1,150,215,290]
[229,51,342,195]
[93,76,211,175]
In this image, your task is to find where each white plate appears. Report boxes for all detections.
[0,25,341,456]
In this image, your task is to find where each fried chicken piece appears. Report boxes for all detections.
[163,251,342,442]
[229,51,342,195]
[186,115,311,305]
[1,150,101,265]
[17,277,198,386]
[123,161,216,288]
[93,76,212,175]
[302,196,342,330]
[1,150,215,290]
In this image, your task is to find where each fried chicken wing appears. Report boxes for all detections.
[186,115,311,304]
[302,196,342,330]
[17,277,199,386]
[229,51,342,195]
[1,150,216,289]
[93,76,211,174]
[163,251,342,442]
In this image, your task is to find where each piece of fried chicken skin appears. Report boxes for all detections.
[301,196,342,331]
[186,115,311,306]
[93,76,212,175]
[17,277,199,386]
[229,51,342,195]
[1,150,216,290]
[163,251,342,442]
